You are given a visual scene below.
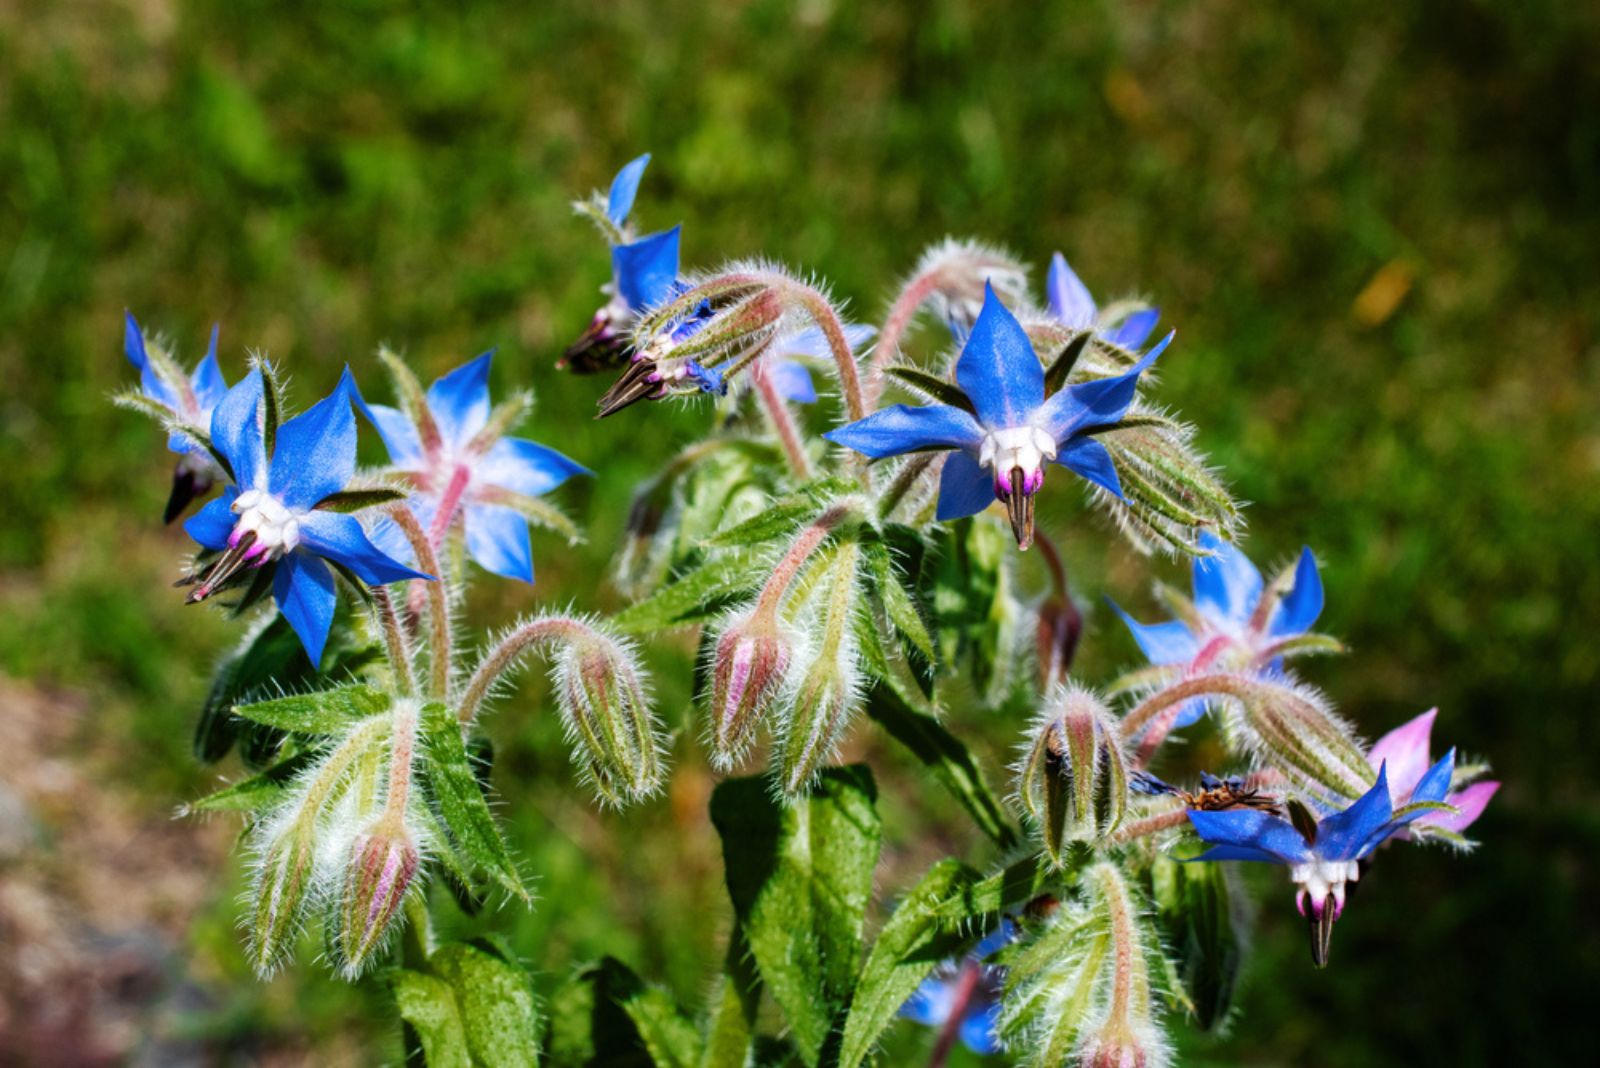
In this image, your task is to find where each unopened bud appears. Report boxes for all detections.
[1036,596,1083,690]
[707,610,794,769]
[775,640,860,796]
[338,818,420,975]
[913,238,1030,339]
[1074,864,1169,1068]
[248,826,317,977]
[1225,677,1374,802]
[1077,1026,1168,1068]
[554,635,665,804]
[1018,688,1128,861]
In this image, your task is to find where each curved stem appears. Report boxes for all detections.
[387,505,451,700]
[790,284,867,425]
[427,465,472,551]
[369,586,415,697]
[753,502,857,620]
[1111,805,1191,844]
[1118,672,1254,742]
[457,616,593,729]
[752,362,813,481]
[293,717,390,827]
[867,270,942,408]
[381,701,418,820]
[1034,529,1069,602]
[875,453,937,521]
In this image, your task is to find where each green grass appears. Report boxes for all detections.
[2,1,1597,1064]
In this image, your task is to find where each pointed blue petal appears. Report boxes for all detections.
[1315,765,1395,860]
[1407,749,1457,808]
[1188,808,1312,864]
[210,369,265,489]
[766,360,817,403]
[971,920,1016,960]
[270,368,359,509]
[191,323,228,409]
[357,400,423,468]
[1170,698,1209,729]
[124,311,180,408]
[607,153,651,226]
[1056,437,1123,498]
[1269,546,1324,637]
[613,227,682,312]
[954,285,1044,429]
[464,503,534,583]
[274,554,336,666]
[825,404,984,460]
[479,437,591,498]
[1046,252,1096,328]
[1191,842,1290,864]
[1108,600,1201,664]
[184,488,240,551]
[1192,530,1264,626]
[1106,307,1160,349]
[298,510,431,585]
[1037,332,1169,441]
[936,450,997,520]
[959,1002,1003,1055]
[425,350,495,448]
[899,978,954,1027]
[779,323,876,360]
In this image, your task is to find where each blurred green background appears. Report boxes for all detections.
[2,0,1596,1064]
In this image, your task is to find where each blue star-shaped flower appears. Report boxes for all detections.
[1111,531,1324,728]
[1188,755,1455,965]
[899,921,1015,1056]
[1046,251,1162,350]
[184,368,430,663]
[124,311,229,520]
[358,351,590,584]
[824,285,1170,549]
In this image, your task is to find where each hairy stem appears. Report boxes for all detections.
[1111,805,1191,844]
[381,701,418,820]
[370,586,416,697]
[752,362,813,480]
[875,453,937,521]
[789,282,867,424]
[387,505,451,699]
[753,502,857,620]
[457,616,593,729]
[867,270,942,408]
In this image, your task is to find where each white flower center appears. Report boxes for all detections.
[1291,858,1361,918]
[231,489,302,558]
[979,425,1057,496]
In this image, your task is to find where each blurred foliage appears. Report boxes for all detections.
[1,0,1596,1064]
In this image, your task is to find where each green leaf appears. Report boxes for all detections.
[859,535,935,663]
[701,926,761,1068]
[182,750,316,814]
[233,683,390,734]
[707,477,856,549]
[709,766,883,1065]
[394,970,472,1068]
[1042,331,1092,394]
[418,702,528,902]
[609,549,764,633]
[839,859,984,1068]
[313,486,410,513]
[882,365,977,414]
[257,356,283,460]
[620,986,703,1068]
[396,943,541,1068]
[862,683,1019,850]
[545,957,656,1067]
[926,853,1060,927]
[1149,856,1244,1031]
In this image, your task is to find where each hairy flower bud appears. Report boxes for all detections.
[248,825,318,977]
[774,636,861,796]
[707,610,795,769]
[1018,688,1129,860]
[553,634,665,804]
[338,818,420,975]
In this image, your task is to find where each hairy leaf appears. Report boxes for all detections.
[418,702,527,901]
[233,683,390,734]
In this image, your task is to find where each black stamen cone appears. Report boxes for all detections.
[186,531,259,604]
[560,315,629,374]
[1003,468,1034,549]
[1309,892,1337,968]
[596,359,661,419]
[164,467,203,524]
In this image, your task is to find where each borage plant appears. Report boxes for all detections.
[120,155,1497,1067]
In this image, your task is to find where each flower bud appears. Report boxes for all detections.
[1074,864,1169,1068]
[774,639,861,796]
[553,635,665,804]
[1036,595,1083,690]
[248,826,318,977]
[913,238,1030,339]
[1018,688,1128,861]
[1224,676,1374,802]
[707,610,794,769]
[338,818,420,975]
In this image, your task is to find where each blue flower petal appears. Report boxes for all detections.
[1188,808,1313,865]
[971,919,1017,960]
[1037,332,1168,442]
[479,437,591,498]
[274,553,337,666]
[1046,252,1097,328]
[767,360,817,404]
[1406,748,1457,808]
[825,404,984,459]
[1269,546,1324,637]
[270,367,359,509]
[210,369,266,490]
[778,324,876,361]
[1170,698,1210,729]
[1056,437,1123,498]
[955,285,1044,429]
[464,503,534,583]
[614,226,682,312]
[185,487,240,551]
[1108,600,1201,664]
[358,400,424,468]
[191,323,228,408]
[959,1002,1003,1055]
[1106,308,1160,350]
[899,977,954,1027]
[1315,764,1395,860]
[425,350,495,449]
[124,311,180,409]
[936,450,997,521]
[1192,531,1264,626]
[607,153,651,227]
[298,510,431,585]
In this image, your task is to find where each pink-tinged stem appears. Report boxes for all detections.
[876,453,937,520]
[1111,805,1191,844]
[427,464,472,551]
[1098,866,1138,1029]
[868,270,943,408]
[790,284,867,425]
[457,616,594,729]
[752,362,813,480]
[386,505,450,700]
[753,503,857,620]
[383,702,418,818]
[926,960,982,1068]
[1119,671,1254,741]
[370,586,416,696]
